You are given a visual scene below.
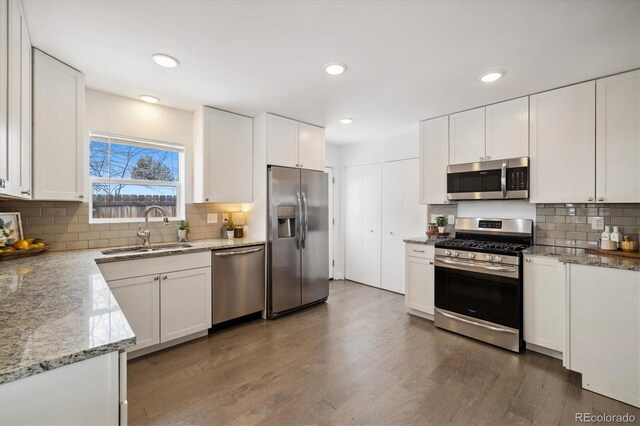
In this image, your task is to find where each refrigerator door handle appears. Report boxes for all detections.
[295,192,302,250]
[301,192,309,249]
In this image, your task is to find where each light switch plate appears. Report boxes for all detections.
[592,216,605,231]
[222,213,229,222]
[448,215,455,225]
[207,213,217,224]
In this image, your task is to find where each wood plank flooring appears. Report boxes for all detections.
[128,280,639,425]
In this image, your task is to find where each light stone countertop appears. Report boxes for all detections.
[523,245,640,272]
[0,238,265,385]
[403,236,452,245]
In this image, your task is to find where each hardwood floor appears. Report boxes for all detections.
[128,280,639,425]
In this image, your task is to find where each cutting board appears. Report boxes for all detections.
[585,248,640,259]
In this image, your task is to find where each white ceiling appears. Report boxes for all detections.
[22,0,640,144]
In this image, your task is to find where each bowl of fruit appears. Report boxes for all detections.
[0,237,50,261]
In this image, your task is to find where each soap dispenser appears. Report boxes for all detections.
[600,225,612,250]
[610,226,622,248]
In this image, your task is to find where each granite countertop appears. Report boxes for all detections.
[403,236,451,246]
[0,238,266,385]
[523,245,640,272]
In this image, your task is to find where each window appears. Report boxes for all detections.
[89,133,185,223]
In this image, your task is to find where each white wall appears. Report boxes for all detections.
[85,89,194,202]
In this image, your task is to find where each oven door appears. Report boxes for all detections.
[434,258,521,329]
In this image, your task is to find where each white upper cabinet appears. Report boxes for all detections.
[265,113,325,170]
[419,116,450,204]
[33,49,86,201]
[297,122,324,171]
[0,0,30,198]
[529,81,596,203]
[485,96,529,161]
[449,107,485,165]
[193,106,253,203]
[596,70,640,203]
[267,114,298,167]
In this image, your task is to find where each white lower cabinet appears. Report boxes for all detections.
[523,255,565,354]
[405,244,434,317]
[160,267,212,342]
[99,252,212,355]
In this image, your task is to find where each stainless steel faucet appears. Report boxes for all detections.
[137,205,170,246]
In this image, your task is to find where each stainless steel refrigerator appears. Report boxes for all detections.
[267,166,329,318]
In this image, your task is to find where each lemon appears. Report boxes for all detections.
[12,240,29,250]
[3,247,15,252]
[25,238,34,244]
[35,242,45,248]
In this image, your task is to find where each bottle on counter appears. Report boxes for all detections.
[600,225,613,250]
[610,226,622,248]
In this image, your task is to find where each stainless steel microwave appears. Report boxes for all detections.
[447,157,529,201]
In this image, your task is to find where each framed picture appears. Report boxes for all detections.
[0,212,24,246]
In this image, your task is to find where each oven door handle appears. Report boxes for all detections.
[435,257,517,273]
[501,161,507,198]
[436,309,517,335]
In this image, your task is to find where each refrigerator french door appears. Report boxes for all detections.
[268,166,329,318]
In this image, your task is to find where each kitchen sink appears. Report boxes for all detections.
[101,243,194,255]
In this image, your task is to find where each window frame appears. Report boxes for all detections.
[88,132,186,224]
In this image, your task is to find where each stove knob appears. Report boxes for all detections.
[453,251,459,257]
[444,250,451,256]
[486,255,493,262]
[495,256,502,262]
[468,253,475,259]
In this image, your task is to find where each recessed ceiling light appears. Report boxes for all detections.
[152,53,180,68]
[324,62,347,75]
[140,95,160,104]
[479,71,503,83]
[339,118,353,124]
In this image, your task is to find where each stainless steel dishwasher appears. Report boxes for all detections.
[212,245,265,325]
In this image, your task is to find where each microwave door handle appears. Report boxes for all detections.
[501,161,507,198]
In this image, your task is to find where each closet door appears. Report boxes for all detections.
[344,165,364,284]
[361,164,382,288]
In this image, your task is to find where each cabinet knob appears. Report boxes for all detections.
[296,164,299,167]
[485,156,490,160]
[299,164,303,168]
[370,230,374,233]
[597,197,604,202]
[587,197,594,201]
[479,157,484,161]
[444,200,448,204]
[78,194,84,199]
[429,261,434,265]
[0,179,5,189]
[163,275,168,280]
[526,258,532,263]
[205,198,209,202]
[21,190,30,195]
[154,276,159,281]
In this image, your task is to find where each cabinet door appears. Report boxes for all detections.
[523,255,565,352]
[361,163,381,288]
[530,81,595,203]
[160,267,212,342]
[405,255,434,315]
[419,116,449,204]
[298,122,324,171]
[449,107,485,165]
[202,107,253,202]
[18,12,30,198]
[7,0,20,197]
[108,274,160,352]
[344,165,364,284]
[596,70,640,203]
[0,0,8,194]
[33,50,86,201]
[485,97,529,161]
[267,114,298,167]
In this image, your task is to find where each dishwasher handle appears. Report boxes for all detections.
[214,247,264,257]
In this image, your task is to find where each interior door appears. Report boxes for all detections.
[325,167,334,279]
[301,169,329,305]
[268,166,302,314]
[344,165,363,283]
[361,163,382,288]
[381,161,404,293]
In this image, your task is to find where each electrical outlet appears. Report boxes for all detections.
[222,213,229,222]
[448,215,455,225]
[207,213,217,224]
[592,216,605,231]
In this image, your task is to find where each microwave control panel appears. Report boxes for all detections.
[507,167,528,191]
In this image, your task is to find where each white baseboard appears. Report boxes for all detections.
[407,308,434,321]
[525,342,563,360]
[127,330,209,359]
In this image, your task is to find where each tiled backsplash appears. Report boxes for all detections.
[0,200,243,251]
[535,203,640,248]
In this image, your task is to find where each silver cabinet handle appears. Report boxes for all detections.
[153,276,159,281]
[500,161,507,198]
[79,194,84,199]
[597,197,604,201]
[412,249,425,253]
[214,247,263,257]
[485,156,491,160]
[163,275,168,280]
[479,157,484,161]
[436,309,517,334]
[21,190,30,195]
[588,197,594,201]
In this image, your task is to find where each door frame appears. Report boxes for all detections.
[325,167,334,279]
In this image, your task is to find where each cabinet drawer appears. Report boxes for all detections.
[405,243,434,259]
[98,251,211,281]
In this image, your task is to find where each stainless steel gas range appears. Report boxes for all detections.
[434,217,533,352]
